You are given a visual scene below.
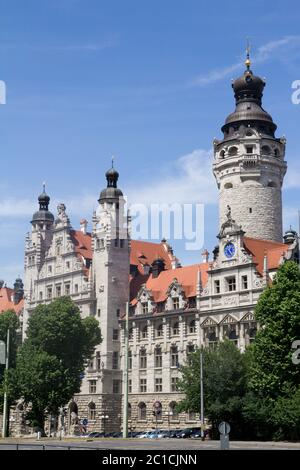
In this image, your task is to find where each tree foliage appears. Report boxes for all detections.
[14,297,101,430]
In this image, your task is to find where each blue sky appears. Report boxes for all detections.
[0,0,300,285]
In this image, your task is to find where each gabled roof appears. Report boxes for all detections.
[130,240,173,274]
[243,237,289,275]
[70,230,93,260]
[130,263,209,305]
[0,287,23,315]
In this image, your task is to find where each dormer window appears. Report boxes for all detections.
[246,146,253,154]
[142,302,148,315]
[173,298,180,310]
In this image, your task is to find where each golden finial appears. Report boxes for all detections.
[245,38,251,70]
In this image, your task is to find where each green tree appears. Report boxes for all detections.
[178,340,249,438]
[0,310,20,412]
[14,297,101,431]
[245,261,300,439]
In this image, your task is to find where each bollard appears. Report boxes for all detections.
[37,431,41,440]
[218,421,231,450]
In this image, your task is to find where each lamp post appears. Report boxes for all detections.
[101,415,109,436]
[200,351,205,441]
[123,302,129,438]
[165,411,173,435]
[2,328,10,438]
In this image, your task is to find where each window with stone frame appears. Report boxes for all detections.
[46,286,52,300]
[226,276,236,292]
[172,322,180,336]
[139,348,147,369]
[88,402,96,420]
[187,410,196,421]
[173,297,180,310]
[128,350,132,370]
[128,403,132,419]
[113,380,120,394]
[64,283,71,296]
[189,320,196,334]
[89,380,97,394]
[128,379,132,394]
[112,351,119,369]
[96,351,101,371]
[128,328,133,340]
[171,345,179,368]
[140,379,147,393]
[206,327,218,349]
[138,402,147,419]
[142,302,148,315]
[113,329,119,341]
[214,279,220,294]
[39,291,43,301]
[141,325,148,339]
[187,343,195,355]
[155,346,162,368]
[171,377,179,392]
[156,323,163,338]
[155,377,163,392]
[242,275,248,290]
[156,302,165,313]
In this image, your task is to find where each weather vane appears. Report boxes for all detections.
[245,38,251,70]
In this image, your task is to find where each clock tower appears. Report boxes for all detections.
[213,51,287,242]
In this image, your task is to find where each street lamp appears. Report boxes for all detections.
[101,415,109,435]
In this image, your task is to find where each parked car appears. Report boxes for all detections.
[169,429,182,438]
[177,428,201,439]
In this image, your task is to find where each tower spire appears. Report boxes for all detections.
[245,38,251,71]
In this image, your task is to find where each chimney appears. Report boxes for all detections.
[151,258,165,279]
[201,249,209,263]
[80,219,88,234]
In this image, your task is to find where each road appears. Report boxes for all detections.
[0,438,300,450]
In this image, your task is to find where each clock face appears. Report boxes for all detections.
[224,242,235,259]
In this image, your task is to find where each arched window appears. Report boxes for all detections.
[172,322,180,335]
[262,145,271,155]
[267,181,277,188]
[171,345,179,367]
[140,348,147,369]
[228,146,238,157]
[219,150,225,159]
[189,320,196,334]
[156,324,163,338]
[224,182,233,189]
[88,402,96,420]
[169,401,178,419]
[138,402,147,420]
[274,148,280,158]
[155,346,162,368]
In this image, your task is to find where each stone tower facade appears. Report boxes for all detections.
[213,56,287,242]
[87,165,130,432]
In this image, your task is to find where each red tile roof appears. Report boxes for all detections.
[130,240,173,274]
[130,263,209,304]
[244,237,289,275]
[71,230,92,260]
[0,287,23,315]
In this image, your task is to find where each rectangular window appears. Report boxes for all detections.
[39,292,43,301]
[171,377,179,392]
[47,287,52,300]
[116,309,120,318]
[89,380,97,394]
[246,146,253,154]
[140,351,147,369]
[113,380,120,394]
[226,276,236,292]
[48,265,52,274]
[74,284,79,294]
[65,283,70,296]
[155,378,163,392]
[113,329,119,341]
[173,298,179,310]
[142,303,148,315]
[97,309,101,317]
[112,351,119,370]
[140,378,147,393]
[66,261,70,270]
[128,379,132,394]
[242,275,248,290]
[214,280,220,294]
[88,358,94,370]
[96,352,101,371]
[128,351,132,370]
[155,349,162,368]
[56,285,62,297]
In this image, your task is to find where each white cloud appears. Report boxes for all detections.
[126,149,217,206]
[191,36,300,87]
